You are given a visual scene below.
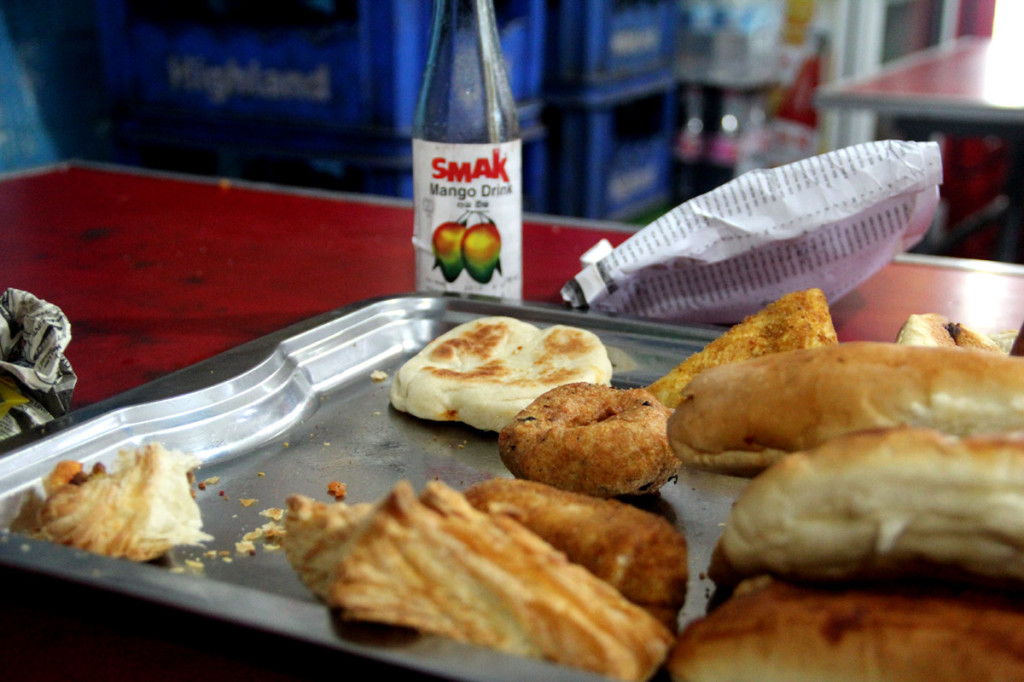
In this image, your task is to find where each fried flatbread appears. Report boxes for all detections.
[648,288,837,408]
[285,481,672,681]
[389,316,613,432]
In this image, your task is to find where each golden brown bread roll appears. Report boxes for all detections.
[667,341,1024,477]
[463,478,688,629]
[708,427,1024,590]
[668,577,1024,682]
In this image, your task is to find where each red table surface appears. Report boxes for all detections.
[5,163,1024,681]
[6,164,1024,411]
[1,164,635,408]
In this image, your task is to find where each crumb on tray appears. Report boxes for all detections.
[327,481,347,500]
[260,507,284,521]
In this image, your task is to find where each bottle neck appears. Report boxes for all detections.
[415,0,519,143]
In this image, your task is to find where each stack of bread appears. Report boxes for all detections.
[662,305,1024,680]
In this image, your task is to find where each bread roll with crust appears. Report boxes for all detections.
[463,478,688,629]
[668,577,1024,682]
[389,316,612,432]
[708,427,1024,590]
[667,341,1024,477]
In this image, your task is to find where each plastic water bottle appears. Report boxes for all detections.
[412,0,522,299]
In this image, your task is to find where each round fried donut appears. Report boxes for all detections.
[498,382,678,497]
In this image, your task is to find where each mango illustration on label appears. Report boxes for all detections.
[432,221,467,282]
[462,221,502,283]
[431,212,502,284]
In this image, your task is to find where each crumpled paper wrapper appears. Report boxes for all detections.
[562,140,944,324]
[0,288,76,440]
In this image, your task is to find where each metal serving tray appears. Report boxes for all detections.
[0,293,745,681]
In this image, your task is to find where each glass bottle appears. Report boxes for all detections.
[412,0,522,299]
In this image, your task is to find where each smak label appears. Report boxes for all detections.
[431,148,509,183]
[412,139,522,300]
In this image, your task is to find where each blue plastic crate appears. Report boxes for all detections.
[546,70,675,220]
[111,100,550,213]
[546,0,677,85]
[96,0,545,134]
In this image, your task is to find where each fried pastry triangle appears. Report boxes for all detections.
[285,480,672,682]
[648,288,837,408]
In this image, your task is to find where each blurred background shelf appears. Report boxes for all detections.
[0,0,1015,260]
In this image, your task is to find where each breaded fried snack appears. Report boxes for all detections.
[668,577,1024,682]
[287,480,672,682]
[708,427,1024,590]
[648,288,836,408]
[389,316,612,432]
[36,443,212,561]
[668,341,1024,476]
[499,382,678,497]
[464,477,687,628]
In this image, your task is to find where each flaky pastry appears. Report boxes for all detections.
[36,443,212,561]
[282,495,372,601]
[285,480,672,682]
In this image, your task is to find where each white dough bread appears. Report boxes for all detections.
[708,427,1024,589]
[389,316,612,432]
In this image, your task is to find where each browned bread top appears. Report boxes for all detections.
[667,341,1024,477]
